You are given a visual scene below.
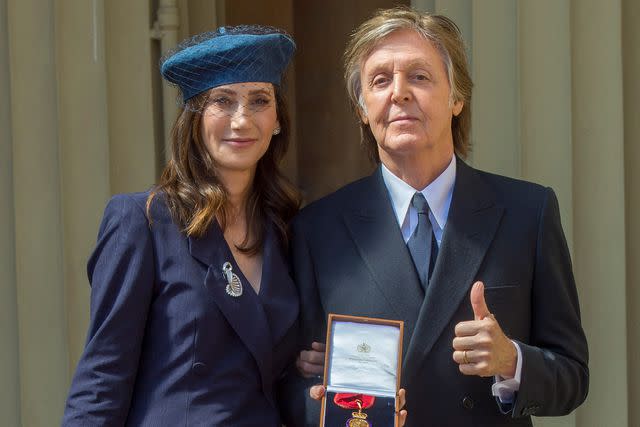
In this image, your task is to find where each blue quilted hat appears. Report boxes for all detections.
[161,25,296,102]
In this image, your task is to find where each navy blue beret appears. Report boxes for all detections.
[161,26,296,101]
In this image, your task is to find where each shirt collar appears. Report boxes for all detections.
[381,155,456,230]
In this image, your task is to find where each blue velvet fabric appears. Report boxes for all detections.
[161,29,295,101]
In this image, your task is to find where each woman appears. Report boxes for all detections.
[62,25,301,426]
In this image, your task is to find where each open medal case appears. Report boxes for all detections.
[320,314,404,427]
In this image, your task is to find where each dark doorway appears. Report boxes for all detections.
[292,1,409,202]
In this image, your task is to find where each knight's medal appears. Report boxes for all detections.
[334,394,375,427]
[222,262,242,297]
[347,400,370,427]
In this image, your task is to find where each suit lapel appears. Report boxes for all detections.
[342,169,424,356]
[258,224,299,347]
[403,159,504,376]
[188,222,274,401]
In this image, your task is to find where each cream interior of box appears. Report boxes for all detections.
[326,320,400,397]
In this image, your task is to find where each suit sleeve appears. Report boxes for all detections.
[278,216,324,427]
[512,188,589,417]
[62,194,155,426]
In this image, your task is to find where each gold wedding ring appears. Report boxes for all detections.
[463,350,469,364]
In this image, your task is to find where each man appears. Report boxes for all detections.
[283,7,588,427]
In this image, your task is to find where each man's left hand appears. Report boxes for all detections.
[452,281,517,378]
[296,341,325,378]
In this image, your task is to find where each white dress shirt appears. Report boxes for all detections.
[381,156,456,246]
[380,156,522,404]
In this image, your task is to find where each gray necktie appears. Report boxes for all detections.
[407,192,438,290]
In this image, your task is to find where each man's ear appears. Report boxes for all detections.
[358,107,369,125]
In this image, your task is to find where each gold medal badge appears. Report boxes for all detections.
[334,394,375,427]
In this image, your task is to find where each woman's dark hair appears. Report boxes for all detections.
[147,85,301,254]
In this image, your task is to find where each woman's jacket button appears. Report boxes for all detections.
[192,362,209,376]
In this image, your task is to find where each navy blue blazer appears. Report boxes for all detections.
[282,158,588,427]
[62,192,299,426]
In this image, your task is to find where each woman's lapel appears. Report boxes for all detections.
[257,224,299,346]
[188,222,275,401]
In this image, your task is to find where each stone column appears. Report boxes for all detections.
[56,0,111,373]
[0,0,20,424]
[571,0,628,425]
[519,0,574,250]
[519,7,577,427]
[519,4,578,423]
[623,0,640,425]
[7,0,69,424]
[105,0,158,193]
[434,0,472,63]
[470,0,519,177]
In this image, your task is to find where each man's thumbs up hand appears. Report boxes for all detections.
[452,281,517,378]
[471,281,491,320]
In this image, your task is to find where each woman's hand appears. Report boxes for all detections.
[296,341,325,378]
[309,386,408,427]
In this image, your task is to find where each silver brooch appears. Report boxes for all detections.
[222,262,243,297]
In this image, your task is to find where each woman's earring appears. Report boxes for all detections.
[272,127,281,135]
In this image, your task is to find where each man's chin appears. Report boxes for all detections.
[378,138,431,156]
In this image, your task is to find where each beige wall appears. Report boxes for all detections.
[1,0,637,426]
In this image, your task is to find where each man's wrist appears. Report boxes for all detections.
[499,340,518,379]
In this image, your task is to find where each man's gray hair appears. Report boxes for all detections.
[343,7,473,162]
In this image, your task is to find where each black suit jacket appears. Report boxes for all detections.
[282,158,588,427]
